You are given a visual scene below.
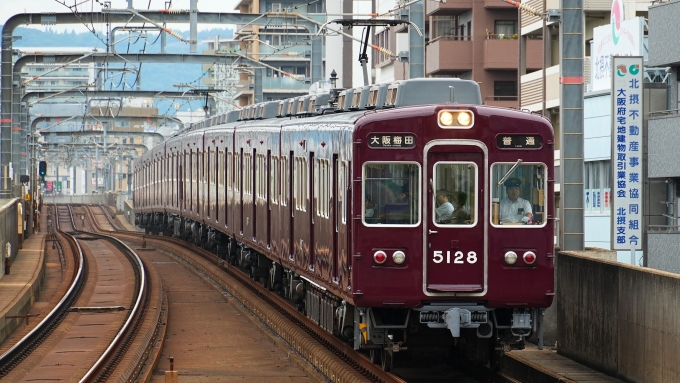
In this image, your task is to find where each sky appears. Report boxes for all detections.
[0,0,241,32]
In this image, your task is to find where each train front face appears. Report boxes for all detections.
[352,104,554,342]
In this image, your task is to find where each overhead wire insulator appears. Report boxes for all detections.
[162,27,185,41]
[158,9,188,14]
[371,45,395,57]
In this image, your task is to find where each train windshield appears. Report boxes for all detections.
[432,162,477,226]
[491,163,547,227]
[363,162,420,226]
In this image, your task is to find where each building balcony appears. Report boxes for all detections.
[526,37,544,70]
[426,0,473,16]
[520,64,560,111]
[484,36,518,70]
[426,37,473,75]
[257,44,314,60]
[262,77,309,92]
[485,0,516,9]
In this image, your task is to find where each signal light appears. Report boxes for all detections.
[393,251,406,264]
[373,250,387,264]
[504,251,518,265]
[39,161,46,176]
[523,251,537,265]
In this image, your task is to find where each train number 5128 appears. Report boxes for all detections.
[432,251,478,264]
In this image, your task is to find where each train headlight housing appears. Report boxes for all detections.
[439,111,454,126]
[457,111,472,126]
[374,250,387,264]
[392,251,406,264]
[504,251,518,265]
[438,110,474,128]
[523,251,537,264]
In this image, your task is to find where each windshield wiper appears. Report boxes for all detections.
[497,159,523,186]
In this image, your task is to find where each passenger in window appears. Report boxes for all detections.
[365,198,376,218]
[451,191,471,224]
[435,190,454,223]
[500,178,533,224]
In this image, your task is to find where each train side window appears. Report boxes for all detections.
[295,156,308,212]
[280,156,288,206]
[271,156,279,205]
[339,160,347,225]
[433,162,477,226]
[227,152,232,191]
[490,163,547,227]
[362,162,420,226]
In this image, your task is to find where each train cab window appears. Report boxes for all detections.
[363,162,420,226]
[433,162,476,226]
[491,163,547,227]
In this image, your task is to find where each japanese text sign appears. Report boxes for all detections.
[611,56,643,250]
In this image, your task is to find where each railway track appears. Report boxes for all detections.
[81,205,520,383]
[0,204,161,382]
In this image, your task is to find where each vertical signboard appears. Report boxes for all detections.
[591,17,643,92]
[611,56,643,251]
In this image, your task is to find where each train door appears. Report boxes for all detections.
[309,152,315,271]
[424,143,486,295]
[266,150,271,247]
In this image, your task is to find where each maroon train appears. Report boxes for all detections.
[134,78,555,368]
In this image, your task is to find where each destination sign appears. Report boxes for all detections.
[497,135,542,149]
[368,134,416,149]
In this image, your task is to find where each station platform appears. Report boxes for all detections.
[0,212,629,383]
[115,214,141,232]
[0,225,48,345]
[502,344,625,382]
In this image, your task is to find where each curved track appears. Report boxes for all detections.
[0,204,153,382]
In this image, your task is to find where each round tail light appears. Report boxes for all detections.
[504,251,518,265]
[392,251,406,264]
[523,251,537,264]
[374,250,387,264]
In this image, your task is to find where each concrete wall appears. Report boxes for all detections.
[46,195,107,205]
[0,199,20,276]
[557,251,680,382]
[647,232,680,275]
[123,200,134,225]
[648,1,680,67]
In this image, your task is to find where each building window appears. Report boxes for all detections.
[585,160,611,213]
[493,81,517,101]
[374,30,391,65]
[494,20,517,37]
[433,16,457,39]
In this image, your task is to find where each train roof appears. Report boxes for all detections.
[184,78,483,132]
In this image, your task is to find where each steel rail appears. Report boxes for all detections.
[0,206,86,376]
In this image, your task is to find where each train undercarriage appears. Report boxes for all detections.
[138,212,545,371]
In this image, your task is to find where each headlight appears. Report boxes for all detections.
[392,251,406,264]
[438,110,474,128]
[504,251,518,265]
[457,111,472,126]
[439,111,454,126]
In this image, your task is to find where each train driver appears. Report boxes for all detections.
[499,178,533,224]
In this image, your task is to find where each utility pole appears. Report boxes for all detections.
[504,0,585,251]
